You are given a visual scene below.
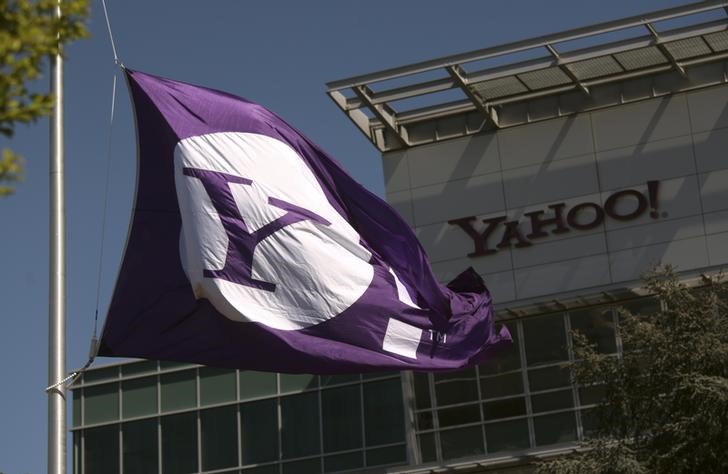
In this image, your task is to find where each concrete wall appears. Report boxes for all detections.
[383,84,728,306]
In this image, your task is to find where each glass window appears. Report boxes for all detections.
[433,367,478,406]
[239,371,277,400]
[570,307,617,354]
[161,370,196,412]
[85,424,119,474]
[437,403,481,428]
[72,389,81,427]
[528,364,571,391]
[324,451,363,472]
[201,405,238,471]
[439,426,485,460]
[73,431,82,474]
[84,383,119,424]
[366,445,407,467]
[161,412,198,474]
[84,365,119,383]
[122,377,157,419]
[281,391,320,458]
[413,372,431,410]
[280,373,318,393]
[523,313,568,366]
[123,419,158,474]
[531,389,574,413]
[480,372,523,399]
[122,360,158,376]
[534,412,577,446]
[485,419,530,453]
[415,410,434,430]
[363,378,405,446]
[199,367,236,406]
[282,458,321,474]
[620,297,660,317]
[241,399,279,465]
[479,323,520,374]
[320,374,359,386]
[483,397,526,421]
[322,385,362,452]
[418,433,437,463]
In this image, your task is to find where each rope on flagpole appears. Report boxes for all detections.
[101,0,122,67]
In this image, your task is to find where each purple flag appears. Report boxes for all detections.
[98,69,511,373]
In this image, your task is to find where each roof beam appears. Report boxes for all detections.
[353,85,409,147]
[645,22,687,77]
[446,66,500,128]
[545,43,590,95]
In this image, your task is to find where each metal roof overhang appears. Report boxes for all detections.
[327,0,728,152]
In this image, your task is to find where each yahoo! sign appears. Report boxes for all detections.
[448,181,664,257]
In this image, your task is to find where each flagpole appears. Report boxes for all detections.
[48,0,66,472]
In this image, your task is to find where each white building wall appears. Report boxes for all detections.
[384,84,728,306]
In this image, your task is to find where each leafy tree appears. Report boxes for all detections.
[538,267,728,474]
[0,0,89,196]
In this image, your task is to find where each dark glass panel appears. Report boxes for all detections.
[282,458,321,474]
[418,433,437,462]
[528,364,571,391]
[322,385,362,452]
[123,419,158,474]
[161,412,198,474]
[439,426,485,460]
[280,373,317,393]
[122,360,158,376]
[239,371,277,400]
[320,374,359,386]
[324,451,363,472]
[579,384,606,406]
[241,399,279,464]
[363,379,405,446]
[281,391,320,458]
[433,367,478,406]
[534,412,577,446]
[160,370,196,412]
[201,405,238,470]
[199,367,236,406]
[72,389,81,427]
[84,365,119,383]
[437,403,481,428]
[84,383,119,424]
[485,418,530,453]
[415,410,434,430]
[523,314,568,365]
[413,372,432,410]
[85,425,119,474]
[366,444,407,467]
[122,377,157,419]
[531,389,574,413]
[483,397,527,420]
[480,372,523,398]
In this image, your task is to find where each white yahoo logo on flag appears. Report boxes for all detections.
[174,132,374,330]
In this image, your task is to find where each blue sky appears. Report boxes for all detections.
[0,1,692,472]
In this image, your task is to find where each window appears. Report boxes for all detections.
[84,383,119,424]
[85,425,119,474]
[122,377,157,418]
[201,405,238,470]
[241,399,279,465]
[123,419,158,474]
[199,367,236,406]
[363,378,405,446]
[281,391,320,459]
[322,385,362,452]
[161,412,198,474]
[160,370,196,412]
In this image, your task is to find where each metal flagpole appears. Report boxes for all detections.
[48,0,66,472]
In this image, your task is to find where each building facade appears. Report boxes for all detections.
[73,2,728,473]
